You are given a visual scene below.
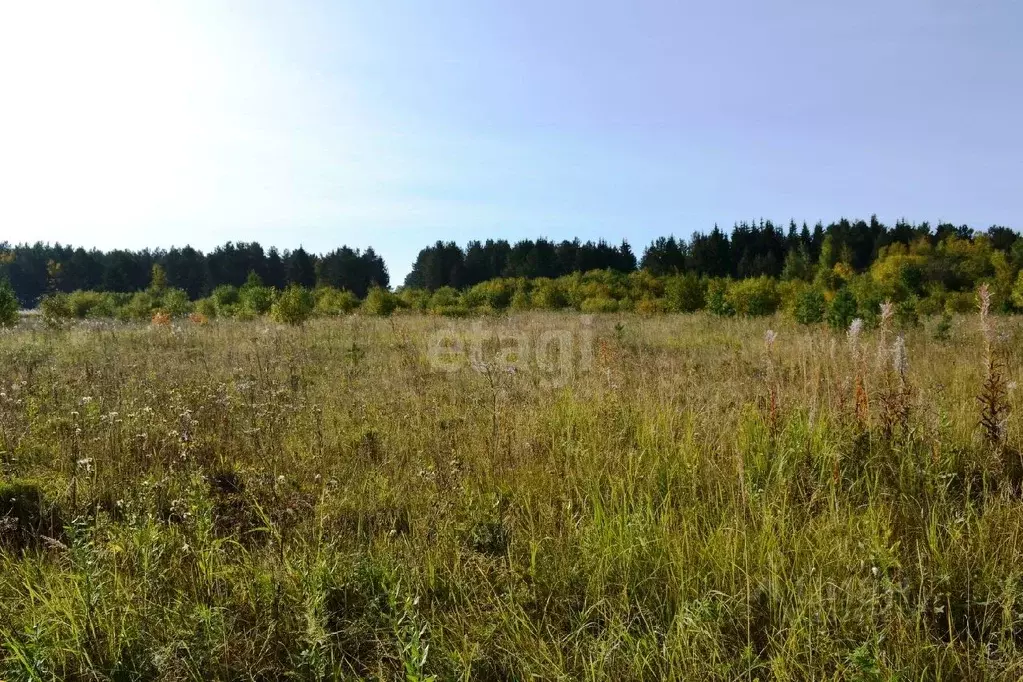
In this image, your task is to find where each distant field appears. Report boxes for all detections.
[1,312,1021,680]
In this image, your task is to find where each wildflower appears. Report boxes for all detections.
[76,457,94,473]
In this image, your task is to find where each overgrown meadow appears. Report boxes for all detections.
[1,301,1022,680]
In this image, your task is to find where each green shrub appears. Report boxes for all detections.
[240,285,274,315]
[706,279,735,317]
[635,298,668,314]
[664,273,706,313]
[579,297,618,314]
[0,278,18,327]
[827,288,858,331]
[120,291,157,321]
[434,304,471,317]
[396,287,430,312]
[428,287,461,312]
[793,288,826,325]
[40,293,72,323]
[1012,271,1023,311]
[896,296,920,327]
[315,288,359,316]
[194,298,218,319]
[531,279,570,310]
[160,288,192,317]
[464,279,516,310]
[68,290,112,318]
[510,287,532,311]
[363,287,399,316]
[915,295,943,317]
[212,285,240,308]
[270,285,314,325]
[944,291,975,314]
[726,276,779,316]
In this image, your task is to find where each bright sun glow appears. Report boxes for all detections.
[0,2,219,242]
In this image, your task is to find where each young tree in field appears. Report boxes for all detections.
[150,263,168,292]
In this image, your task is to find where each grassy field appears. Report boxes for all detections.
[0,309,1021,680]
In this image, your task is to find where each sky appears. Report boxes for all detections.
[1,0,1021,283]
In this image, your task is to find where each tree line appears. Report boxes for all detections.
[2,216,1021,307]
[0,242,388,306]
[407,218,1020,290]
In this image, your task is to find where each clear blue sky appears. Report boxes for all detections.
[1,0,1020,282]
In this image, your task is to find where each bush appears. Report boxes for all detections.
[315,288,359,317]
[160,288,192,317]
[777,279,807,314]
[531,279,570,310]
[270,285,314,325]
[434,304,471,317]
[396,287,430,312]
[211,285,240,308]
[69,290,112,318]
[40,293,72,323]
[915,295,943,317]
[464,279,516,310]
[363,287,399,316]
[510,287,532,311]
[194,298,218,320]
[0,278,18,327]
[726,276,779,317]
[579,297,618,314]
[944,291,975,314]
[120,292,157,321]
[793,288,826,325]
[428,287,461,312]
[240,285,274,315]
[1012,271,1023,311]
[896,296,920,327]
[635,298,667,315]
[706,279,735,317]
[664,273,705,313]
[827,288,858,331]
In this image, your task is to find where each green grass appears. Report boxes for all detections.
[0,312,1021,680]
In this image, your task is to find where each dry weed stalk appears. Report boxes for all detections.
[977,284,1010,458]
[848,318,869,427]
[876,302,910,436]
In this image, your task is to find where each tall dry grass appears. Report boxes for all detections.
[0,308,1021,679]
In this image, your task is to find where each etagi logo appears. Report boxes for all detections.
[427,317,595,387]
